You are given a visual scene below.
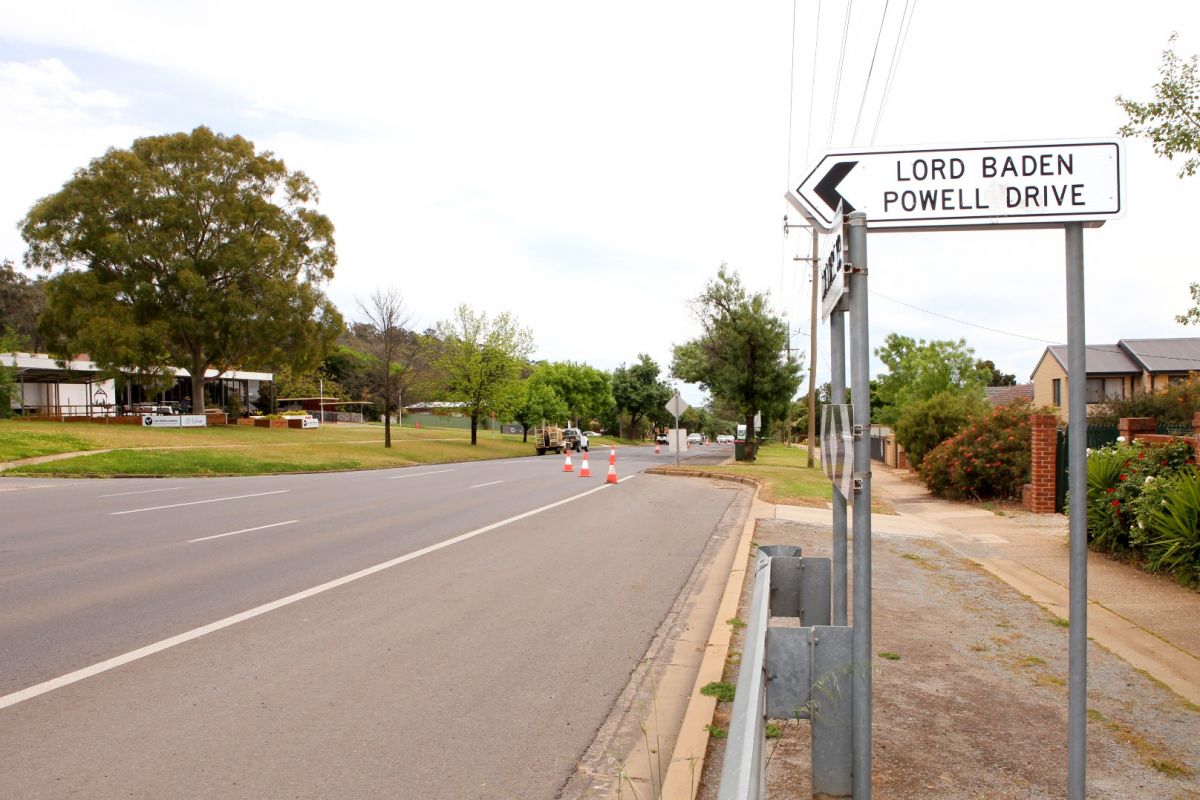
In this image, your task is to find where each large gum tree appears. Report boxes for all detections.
[21,126,342,409]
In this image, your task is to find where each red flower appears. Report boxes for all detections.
[1119,474,1127,481]
[1111,499,1120,507]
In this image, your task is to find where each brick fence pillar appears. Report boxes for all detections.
[1024,414,1058,513]
[1118,416,1156,443]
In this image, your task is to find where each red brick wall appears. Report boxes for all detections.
[1025,413,1058,513]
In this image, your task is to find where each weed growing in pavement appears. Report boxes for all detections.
[878,652,901,661]
[1015,655,1047,667]
[705,724,727,739]
[765,722,782,739]
[1051,616,1071,627]
[726,617,746,629]
[700,681,736,703]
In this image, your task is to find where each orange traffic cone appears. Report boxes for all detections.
[563,448,574,472]
[654,441,660,455]
[606,449,618,484]
[579,451,591,477]
[609,445,617,465]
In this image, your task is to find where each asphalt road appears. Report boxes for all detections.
[0,443,741,799]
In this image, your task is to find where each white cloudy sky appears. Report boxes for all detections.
[2,1,1199,407]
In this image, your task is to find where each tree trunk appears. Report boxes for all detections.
[383,396,392,448]
[470,412,478,445]
[190,348,206,416]
[522,423,529,443]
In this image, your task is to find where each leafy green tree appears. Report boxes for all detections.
[0,337,17,417]
[21,126,342,409]
[0,259,47,351]
[893,390,987,468]
[512,367,569,441]
[976,359,1016,387]
[671,265,802,460]
[873,333,987,425]
[1118,34,1200,178]
[538,361,612,427]
[611,354,673,439]
[1117,36,1200,324]
[434,304,533,444]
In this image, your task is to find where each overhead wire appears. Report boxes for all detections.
[804,0,822,166]
[826,0,854,147]
[782,0,799,307]
[871,0,917,145]
[850,0,891,145]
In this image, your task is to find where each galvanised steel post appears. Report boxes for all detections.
[846,211,872,798]
[1065,222,1087,800]
[830,299,848,627]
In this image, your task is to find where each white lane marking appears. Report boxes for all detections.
[0,484,59,493]
[384,469,456,480]
[469,480,503,489]
[189,520,299,543]
[98,487,182,498]
[618,474,638,484]
[110,490,289,516]
[0,481,616,711]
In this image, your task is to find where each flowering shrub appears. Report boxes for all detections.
[1084,439,1193,553]
[918,402,1033,500]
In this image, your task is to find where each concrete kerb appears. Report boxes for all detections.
[656,472,770,800]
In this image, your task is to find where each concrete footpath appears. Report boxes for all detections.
[650,460,1200,799]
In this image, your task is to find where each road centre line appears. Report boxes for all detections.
[189,520,299,543]
[98,486,182,498]
[469,480,503,489]
[0,480,617,711]
[384,469,456,480]
[110,490,289,515]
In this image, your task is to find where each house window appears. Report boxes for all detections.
[1169,374,1188,386]
[1085,377,1125,403]
[1052,378,1061,407]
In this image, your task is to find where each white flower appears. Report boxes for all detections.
[1086,448,1093,456]
[1138,521,1145,529]
[1116,436,1127,443]
[1144,475,1155,484]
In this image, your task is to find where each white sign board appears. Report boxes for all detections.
[821,404,853,502]
[302,416,320,429]
[142,415,180,428]
[665,393,689,419]
[788,139,1124,232]
[819,220,848,321]
[180,415,207,428]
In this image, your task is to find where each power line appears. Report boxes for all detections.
[804,0,822,165]
[871,0,917,145]
[869,289,1058,344]
[782,0,799,305]
[850,0,890,145]
[826,0,854,147]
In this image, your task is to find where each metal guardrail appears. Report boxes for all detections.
[718,545,853,800]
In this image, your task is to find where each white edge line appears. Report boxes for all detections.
[189,520,299,543]
[469,480,504,489]
[110,490,289,515]
[0,480,616,711]
[98,486,182,498]
[384,469,456,480]
[618,474,638,484]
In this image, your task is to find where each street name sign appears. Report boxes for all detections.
[788,139,1124,232]
[819,217,849,322]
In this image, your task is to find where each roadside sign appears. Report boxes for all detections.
[302,416,320,429]
[665,393,689,418]
[821,404,853,501]
[788,139,1124,232]
[180,415,207,428]
[819,217,849,321]
[142,415,180,428]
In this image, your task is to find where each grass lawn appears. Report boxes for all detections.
[0,419,538,477]
[661,441,895,513]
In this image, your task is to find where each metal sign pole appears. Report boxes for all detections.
[1065,222,1087,800]
[830,296,849,627]
[846,211,873,798]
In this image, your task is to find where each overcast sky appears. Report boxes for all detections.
[3,1,1199,407]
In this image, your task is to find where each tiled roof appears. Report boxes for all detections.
[985,384,1035,407]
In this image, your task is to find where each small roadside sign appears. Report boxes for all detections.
[788,139,1124,232]
[821,404,853,501]
[665,393,689,418]
[819,217,849,321]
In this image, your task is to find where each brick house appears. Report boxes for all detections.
[1030,337,1200,421]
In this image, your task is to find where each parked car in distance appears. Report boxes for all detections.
[716,434,734,444]
[562,427,583,451]
[655,433,670,445]
[582,430,601,438]
[687,433,703,445]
